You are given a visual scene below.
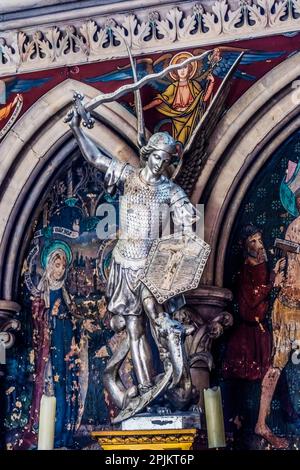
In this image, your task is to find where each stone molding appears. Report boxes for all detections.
[0,79,141,300]
[0,0,300,76]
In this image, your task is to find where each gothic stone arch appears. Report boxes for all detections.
[0,79,140,310]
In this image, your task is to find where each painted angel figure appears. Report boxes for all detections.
[65,49,243,422]
[143,51,216,146]
[85,46,284,148]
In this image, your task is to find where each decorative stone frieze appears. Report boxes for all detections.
[0,1,299,76]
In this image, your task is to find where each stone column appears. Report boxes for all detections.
[183,286,233,408]
[0,300,21,449]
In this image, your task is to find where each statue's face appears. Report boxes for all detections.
[147,149,172,177]
[245,232,267,263]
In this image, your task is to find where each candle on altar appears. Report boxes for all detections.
[204,386,226,449]
[37,394,56,450]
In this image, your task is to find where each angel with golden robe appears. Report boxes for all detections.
[143,51,216,146]
[84,46,284,149]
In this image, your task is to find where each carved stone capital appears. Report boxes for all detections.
[178,286,233,406]
[183,286,233,369]
[186,285,233,315]
[0,300,21,352]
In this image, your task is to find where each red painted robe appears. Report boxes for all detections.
[223,262,272,380]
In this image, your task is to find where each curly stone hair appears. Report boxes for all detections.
[140,132,181,165]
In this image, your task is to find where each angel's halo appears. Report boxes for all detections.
[169,51,198,81]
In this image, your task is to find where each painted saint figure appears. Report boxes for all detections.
[222,225,273,434]
[255,187,300,449]
[143,52,215,145]
[223,225,273,382]
[20,242,79,449]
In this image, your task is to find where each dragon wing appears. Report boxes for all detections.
[173,52,244,197]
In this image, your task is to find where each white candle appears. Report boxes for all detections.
[204,386,226,449]
[37,395,56,450]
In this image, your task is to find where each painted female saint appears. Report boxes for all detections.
[20,242,80,449]
[143,52,215,145]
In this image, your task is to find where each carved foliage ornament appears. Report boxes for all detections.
[0,1,299,74]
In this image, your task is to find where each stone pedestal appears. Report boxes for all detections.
[121,411,201,431]
[183,285,233,408]
[92,412,200,450]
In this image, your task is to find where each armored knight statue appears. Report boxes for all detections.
[68,108,201,418]
[65,50,242,422]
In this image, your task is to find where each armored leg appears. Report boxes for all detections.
[125,315,153,392]
[142,293,186,386]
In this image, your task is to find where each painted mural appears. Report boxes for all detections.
[0,33,299,143]
[0,76,53,140]
[2,31,300,451]
[7,130,300,449]
[88,46,285,145]
[215,129,300,449]
[4,155,132,449]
